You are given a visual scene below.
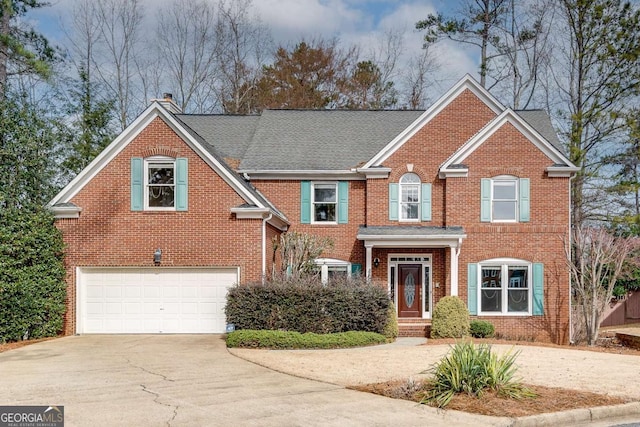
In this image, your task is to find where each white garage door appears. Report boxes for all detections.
[78,268,238,334]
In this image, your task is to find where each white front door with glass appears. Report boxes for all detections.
[388,255,432,319]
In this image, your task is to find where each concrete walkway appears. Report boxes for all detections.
[0,335,506,427]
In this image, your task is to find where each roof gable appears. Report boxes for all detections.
[49,103,288,224]
[439,109,578,178]
[363,74,505,168]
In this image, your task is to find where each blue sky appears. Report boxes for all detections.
[27,0,477,91]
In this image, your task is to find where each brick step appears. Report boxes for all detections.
[398,320,431,338]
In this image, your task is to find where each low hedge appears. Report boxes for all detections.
[225,276,390,334]
[226,329,388,349]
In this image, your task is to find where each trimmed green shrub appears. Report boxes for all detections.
[226,329,387,349]
[430,296,470,338]
[470,320,495,338]
[225,275,390,334]
[0,208,66,343]
[383,302,399,340]
[421,341,536,408]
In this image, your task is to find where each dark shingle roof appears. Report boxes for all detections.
[238,110,424,170]
[516,110,564,153]
[175,109,565,173]
[173,115,287,220]
[176,114,260,161]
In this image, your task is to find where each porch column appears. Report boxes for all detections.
[365,244,373,279]
[450,245,459,296]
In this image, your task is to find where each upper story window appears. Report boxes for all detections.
[389,174,431,222]
[400,173,420,221]
[313,182,337,223]
[492,177,517,221]
[130,156,188,212]
[300,181,348,224]
[481,176,529,223]
[146,158,175,209]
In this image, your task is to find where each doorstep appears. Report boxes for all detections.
[398,318,431,338]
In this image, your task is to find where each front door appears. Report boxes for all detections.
[398,264,422,318]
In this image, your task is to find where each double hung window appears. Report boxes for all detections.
[313,183,337,223]
[479,262,530,314]
[146,159,175,209]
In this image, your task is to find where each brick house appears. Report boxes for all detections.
[50,75,578,343]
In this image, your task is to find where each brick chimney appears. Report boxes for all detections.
[151,92,182,114]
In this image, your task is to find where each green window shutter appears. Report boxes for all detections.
[467,263,478,315]
[519,178,530,222]
[389,183,399,221]
[533,263,544,316]
[480,178,491,222]
[338,181,349,224]
[175,158,188,211]
[301,181,311,224]
[351,263,362,275]
[421,183,432,221]
[131,157,143,211]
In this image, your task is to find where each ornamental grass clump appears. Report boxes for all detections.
[421,341,536,408]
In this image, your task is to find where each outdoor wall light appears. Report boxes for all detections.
[373,257,380,268]
[154,248,162,264]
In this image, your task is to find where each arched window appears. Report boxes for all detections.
[399,173,420,220]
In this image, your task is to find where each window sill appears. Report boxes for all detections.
[138,210,181,214]
[477,312,532,317]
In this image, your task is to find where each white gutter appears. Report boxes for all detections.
[568,173,576,344]
[262,213,272,284]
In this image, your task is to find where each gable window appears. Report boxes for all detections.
[400,173,420,220]
[481,176,529,223]
[467,258,547,316]
[131,157,188,212]
[492,178,517,221]
[313,183,337,222]
[146,159,175,209]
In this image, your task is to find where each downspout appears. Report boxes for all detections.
[568,174,575,344]
[262,213,272,284]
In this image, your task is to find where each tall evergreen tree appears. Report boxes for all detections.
[0,90,67,342]
[0,0,56,94]
[60,66,115,181]
[555,0,640,229]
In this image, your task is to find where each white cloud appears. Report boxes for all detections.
[29,0,481,103]
[253,0,368,43]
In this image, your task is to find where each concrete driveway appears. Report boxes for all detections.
[0,335,498,427]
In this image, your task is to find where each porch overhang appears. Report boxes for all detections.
[356,225,466,248]
[357,225,466,296]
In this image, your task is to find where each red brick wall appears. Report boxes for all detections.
[56,117,269,334]
[56,88,572,343]
[253,180,366,266]
[367,89,497,226]
[452,121,571,344]
[360,91,571,343]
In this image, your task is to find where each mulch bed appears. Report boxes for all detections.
[351,380,631,417]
